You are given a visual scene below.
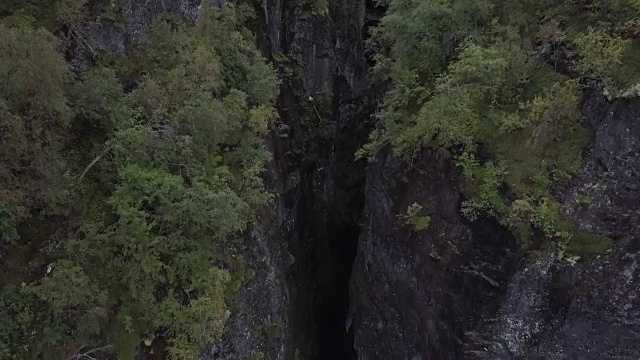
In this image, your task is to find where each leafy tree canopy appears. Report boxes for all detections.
[368,0,640,255]
[0,1,278,358]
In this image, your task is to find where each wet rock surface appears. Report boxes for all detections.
[530,92,640,359]
[559,92,640,235]
[349,92,640,359]
[350,147,517,359]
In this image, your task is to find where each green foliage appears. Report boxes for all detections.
[98,0,126,29]
[29,261,106,312]
[506,196,572,243]
[0,0,88,29]
[372,0,493,84]
[576,194,592,205]
[456,153,508,221]
[0,205,18,243]
[0,2,278,358]
[526,80,582,146]
[53,0,88,25]
[564,231,612,259]
[574,27,630,90]
[387,39,533,154]
[368,0,625,249]
[0,25,70,223]
[264,322,282,340]
[0,26,69,117]
[400,203,432,231]
[70,67,129,134]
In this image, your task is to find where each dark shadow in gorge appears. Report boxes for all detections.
[289,76,372,359]
[311,214,360,360]
[256,0,382,355]
[313,110,370,359]
[299,5,382,355]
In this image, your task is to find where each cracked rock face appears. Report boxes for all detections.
[487,250,557,358]
[350,93,640,359]
[120,0,212,37]
[528,93,640,359]
[350,148,517,359]
[80,0,226,66]
[560,92,640,235]
[533,233,640,359]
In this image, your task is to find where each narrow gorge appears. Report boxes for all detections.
[218,0,640,357]
[2,0,640,359]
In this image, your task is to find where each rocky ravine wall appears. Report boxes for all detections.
[256,0,375,357]
[211,0,374,356]
[349,147,519,359]
[81,1,294,359]
[350,90,640,359]
[83,0,373,358]
[84,0,640,359]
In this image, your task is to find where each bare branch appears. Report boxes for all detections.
[77,146,111,186]
[67,345,113,360]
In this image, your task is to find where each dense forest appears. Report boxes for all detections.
[2,0,640,358]
[368,0,640,257]
[0,0,277,358]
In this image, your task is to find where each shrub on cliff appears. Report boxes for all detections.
[366,0,633,254]
[0,1,278,358]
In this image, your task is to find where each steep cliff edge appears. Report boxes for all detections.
[350,147,518,359]
[82,0,376,357]
[256,0,374,357]
[349,90,640,359]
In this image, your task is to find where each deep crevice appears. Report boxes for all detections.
[283,79,372,359]
[313,216,360,359]
[256,0,380,356]
[294,98,370,360]
[311,71,376,359]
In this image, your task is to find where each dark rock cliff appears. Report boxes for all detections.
[349,91,640,359]
[256,0,375,357]
[350,147,518,359]
[84,1,640,359]
[86,0,375,358]
[212,0,375,356]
